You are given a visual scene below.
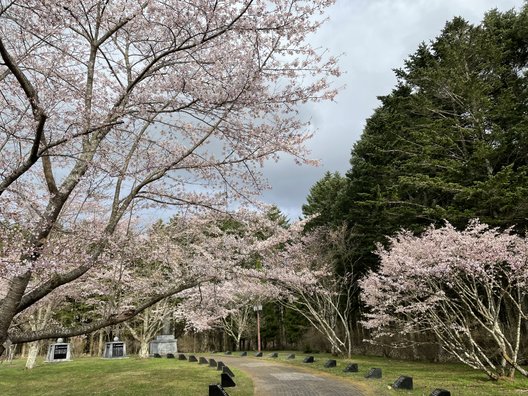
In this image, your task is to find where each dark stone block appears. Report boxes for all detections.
[225,351,232,355]
[365,368,382,379]
[240,351,247,357]
[199,357,208,364]
[269,352,278,358]
[209,358,217,367]
[217,361,226,371]
[430,389,451,396]
[188,355,198,362]
[221,373,236,388]
[153,353,162,358]
[287,353,295,359]
[343,363,359,373]
[209,384,229,396]
[303,356,314,363]
[178,353,187,360]
[324,359,336,368]
[223,366,235,378]
[392,376,413,390]
[255,352,263,357]
[166,353,175,359]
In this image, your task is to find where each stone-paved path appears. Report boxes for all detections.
[217,356,365,396]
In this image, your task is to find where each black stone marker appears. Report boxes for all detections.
[343,363,359,373]
[240,351,247,357]
[303,356,314,363]
[324,359,336,368]
[223,366,235,378]
[430,389,451,396]
[153,353,162,358]
[225,351,232,355]
[221,373,236,388]
[217,361,226,371]
[166,353,175,359]
[53,345,68,360]
[365,368,382,379]
[255,352,263,357]
[209,384,229,396]
[178,353,187,360]
[269,352,278,358]
[392,376,413,390]
[199,356,208,364]
[188,355,198,362]
[112,343,124,358]
[287,353,295,359]
[209,358,217,367]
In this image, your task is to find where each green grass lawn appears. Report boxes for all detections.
[0,356,253,396]
[2,352,527,396]
[262,351,528,396]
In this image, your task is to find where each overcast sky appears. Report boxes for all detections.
[260,0,524,221]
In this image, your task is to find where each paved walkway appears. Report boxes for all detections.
[217,355,365,396]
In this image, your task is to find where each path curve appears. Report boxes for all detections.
[217,355,365,396]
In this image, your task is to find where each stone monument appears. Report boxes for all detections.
[149,319,178,357]
[103,337,127,359]
[46,338,72,362]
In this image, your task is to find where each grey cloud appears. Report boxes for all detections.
[261,0,524,220]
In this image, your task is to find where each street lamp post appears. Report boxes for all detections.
[253,304,263,352]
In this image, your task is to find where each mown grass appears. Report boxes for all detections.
[2,352,527,396]
[260,351,528,396]
[0,356,253,396]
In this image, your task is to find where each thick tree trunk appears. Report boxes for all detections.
[25,341,40,369]
[139,340,149,358]
[0,274,31,357]
[97,331,104,357]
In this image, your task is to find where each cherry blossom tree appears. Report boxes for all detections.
[0,0,339,356]
[263,227,357,357]
[361,220,528,380]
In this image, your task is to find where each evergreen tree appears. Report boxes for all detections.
[343,6,528,271]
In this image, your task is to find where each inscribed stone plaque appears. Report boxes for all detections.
[365,368,382,379]
[324,359,336,368]
[199,356,208,364]
[149,335,177,356]
[208,384,229,396]
[287,353,295,359]
[209,358,217,367]
[53,345,68,360]
[112,343,124,357]
[303,356,314,363]
[222,366,235,378]
[217,361,225,370]
[221,373,236,388]
[392,376,413,390]
[343,363,358,373]
[188,355,198,362]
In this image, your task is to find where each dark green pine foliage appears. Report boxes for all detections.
[311,6,528,275]
[302,171,349,230]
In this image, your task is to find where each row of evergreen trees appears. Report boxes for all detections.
[302,5,528,323]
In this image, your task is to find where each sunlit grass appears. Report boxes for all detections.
[0,356,253,396]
